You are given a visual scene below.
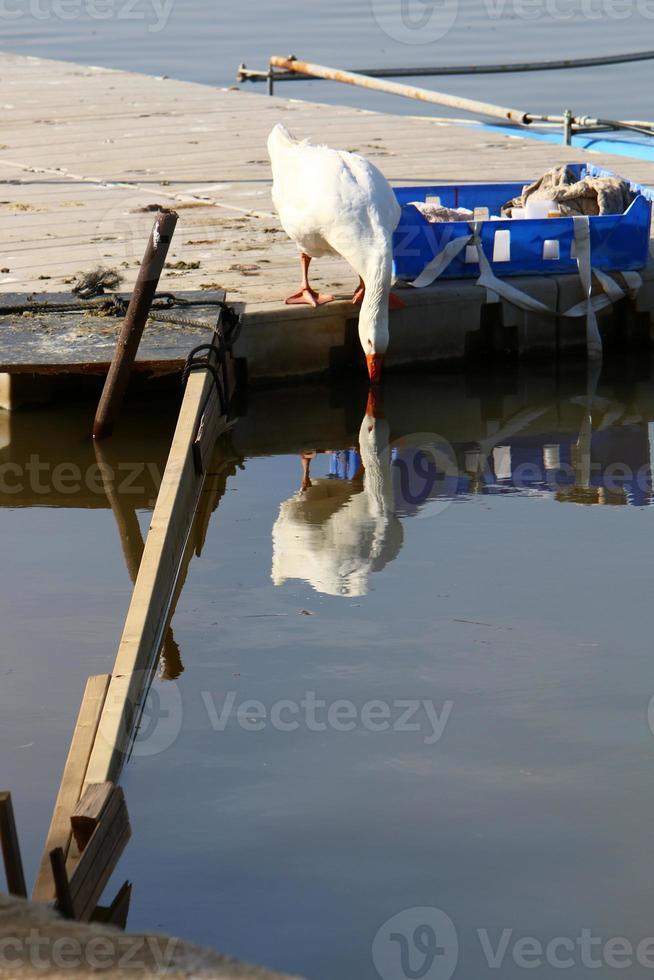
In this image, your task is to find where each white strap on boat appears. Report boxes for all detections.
[410,233,471,288]
[405,216,642,359]
[621,270,643,297]
[470,223,554,317]
[571,216,602,359]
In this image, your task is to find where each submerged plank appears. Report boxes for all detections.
[84,324,234,786]
[68,785,131,922]
[32,675,110,902]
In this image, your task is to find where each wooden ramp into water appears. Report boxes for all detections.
[3,52,654,381]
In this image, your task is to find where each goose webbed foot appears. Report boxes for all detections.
[286,252,334,307]
[285,287,334,307]
[300,451,316,491]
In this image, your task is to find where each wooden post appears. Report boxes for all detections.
[49,848,75,919]
[92,881,132,929]
[0,793,27,898]
[93,210,178,440]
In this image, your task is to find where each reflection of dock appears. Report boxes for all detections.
[4,54,654,385]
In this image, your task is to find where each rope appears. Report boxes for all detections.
[183,343,227,416]
[181,303,241,419]
[0,293,230,319]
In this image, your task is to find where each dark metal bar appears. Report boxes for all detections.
[92,210,178,441]
[563,109,573,146]
[0,793,27,898]
[49,848,75,919]
[237,48,654,83]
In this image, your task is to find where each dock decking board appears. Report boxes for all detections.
[3,53,654,373]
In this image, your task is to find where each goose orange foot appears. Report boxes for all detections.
[285,287,334,307]
[352,279,366,305]
[351,280,406,310]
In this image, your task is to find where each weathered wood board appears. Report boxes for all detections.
[0,290,226,372]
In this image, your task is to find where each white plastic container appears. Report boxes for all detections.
[525,199,555,220]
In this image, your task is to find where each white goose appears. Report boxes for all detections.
[267,123,402,383]
[271,400,403,597]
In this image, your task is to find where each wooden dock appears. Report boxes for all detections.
[3,52,654,381]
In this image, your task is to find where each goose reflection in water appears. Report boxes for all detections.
[271,376,654,597]
[272,404,403,597]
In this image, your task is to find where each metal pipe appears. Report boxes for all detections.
[93,210,178,441]
[270,56,531,125]
[494,111,654,140]
[563,108,573,146]
[239,48,654,81]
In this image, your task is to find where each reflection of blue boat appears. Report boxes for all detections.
[328,449,362,481]
[390,423,653,510]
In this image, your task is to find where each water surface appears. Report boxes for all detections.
[4,366,654,977]
[2,0,653,124]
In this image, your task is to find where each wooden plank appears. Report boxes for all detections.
[67,786,131,922]
[83,327,232,787]
[70,782,114,852]
[49,847,75,919]
[0,793,27,897]
[0,292,223,372]
[92,880,132,929]
[32,674,111,902]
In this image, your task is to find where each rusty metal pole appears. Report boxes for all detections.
[270,56,531,125]
[92,210,178,440]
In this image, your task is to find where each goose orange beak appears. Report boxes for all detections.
[365,388,384,418]
[366,353,385,384]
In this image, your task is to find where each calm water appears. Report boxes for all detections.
[4,363,654,977]
[2,0,654,123]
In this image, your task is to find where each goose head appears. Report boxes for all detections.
[359,248,393,384]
